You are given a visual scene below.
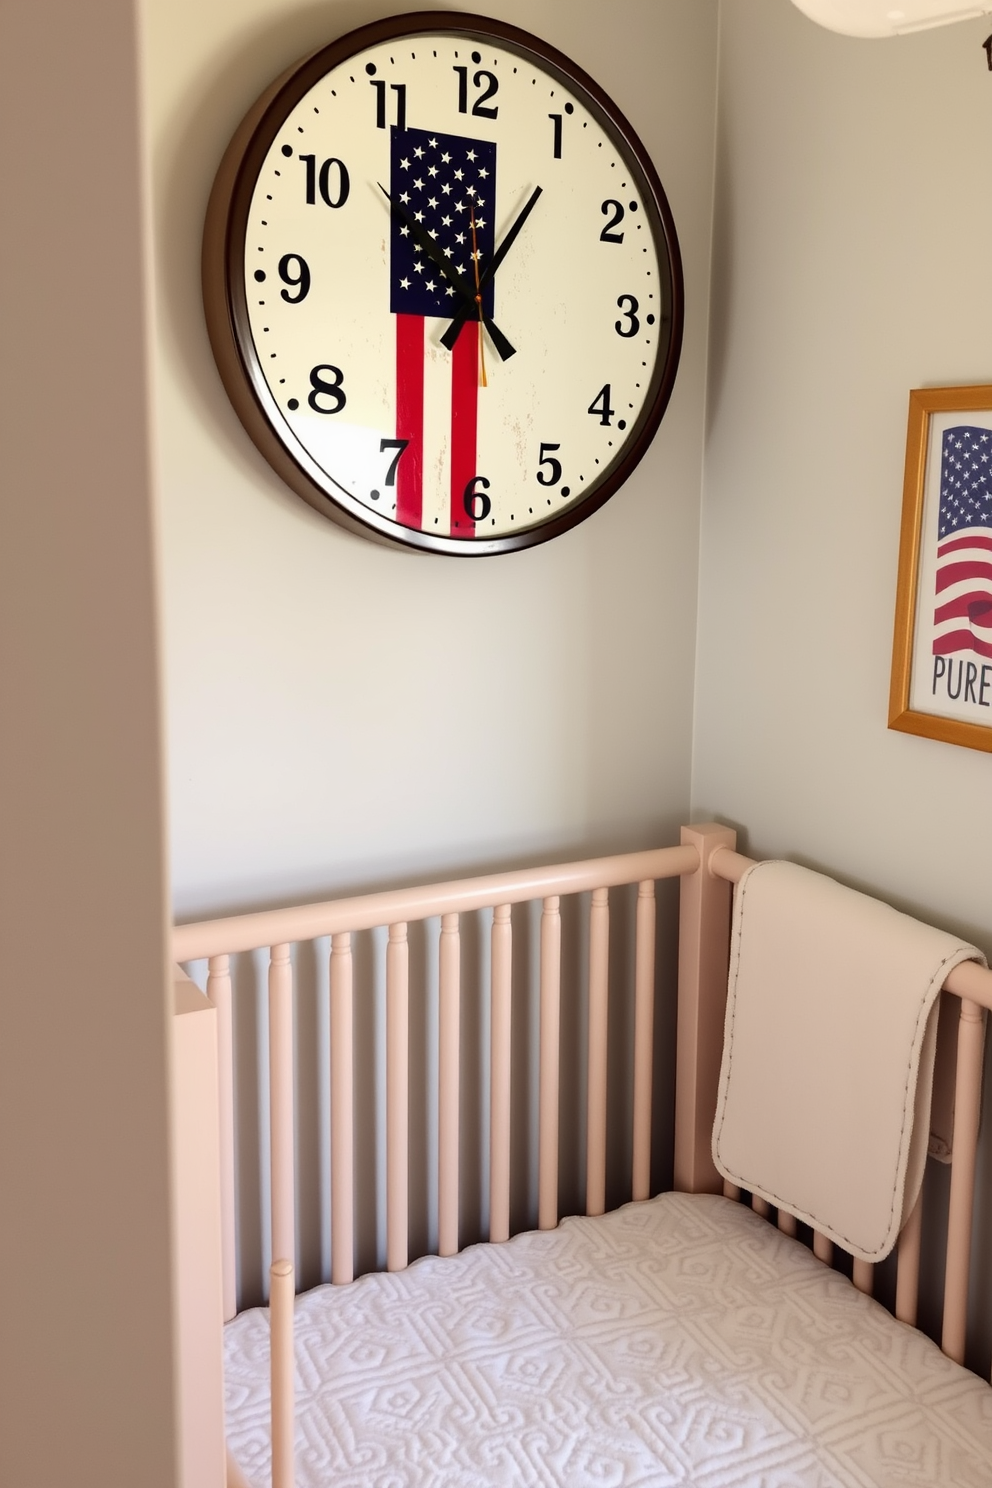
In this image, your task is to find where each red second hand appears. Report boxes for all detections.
[469,207,487,389]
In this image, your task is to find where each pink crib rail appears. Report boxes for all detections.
[174,825,992,1488]
[174,844,697,1318]
[175,841,702,1487]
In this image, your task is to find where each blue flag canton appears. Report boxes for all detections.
[939,425,992,539]
[389,126,496,319]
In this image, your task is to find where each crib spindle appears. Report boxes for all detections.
[539,895,562,1231]
[489,904,512,1243]
[723,1179,741,1201]
[895,1190,922,1327]
[387,922,409,1272]
[631,880,656,1202]
[207,952,237,1321]
[852,1258,873,1296]
[270,1258,295,1488]
[777,1209,797,1238]
[942,996,986,1365]
[751,1195,771,1220]
[329,932,354,1285]
[269,944,295,1277]
[586,887,610,1218]
[813,1230,834,1266]
[439,913,460,1257]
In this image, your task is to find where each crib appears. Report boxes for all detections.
[171,822,992,1487]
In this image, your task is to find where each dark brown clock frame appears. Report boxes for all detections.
[203,11,685,556]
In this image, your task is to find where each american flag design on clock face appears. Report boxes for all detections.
[208,15,683,555]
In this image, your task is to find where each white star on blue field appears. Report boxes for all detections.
[939,426,992,539]
[389,125,497,318]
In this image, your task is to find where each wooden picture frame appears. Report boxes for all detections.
[889,384,992,753]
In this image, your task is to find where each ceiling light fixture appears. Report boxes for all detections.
[789,1,992,36]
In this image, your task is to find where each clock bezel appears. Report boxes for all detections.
[203,10,684,556]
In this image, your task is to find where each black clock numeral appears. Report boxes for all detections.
[588,385,615,426]
[472,71,499,117]
[548,114,563,160]
[308,365,347,414]
[278,254,311,303]
[600,199,625,244]
[453,66,499,119]
[371,80,407,131]
[463,475,492,522]
[299,155,350,208]
[379,438,409,486]
[536,442,562,486]
[615,294,640,337]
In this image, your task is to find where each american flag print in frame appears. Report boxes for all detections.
[890,384,992,753]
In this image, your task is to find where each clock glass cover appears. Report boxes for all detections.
[204,12,683,555]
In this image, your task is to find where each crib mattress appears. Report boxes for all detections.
[224,1192,992,1487]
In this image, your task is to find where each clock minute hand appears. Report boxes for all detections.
[440,185,543,353]
[377,185,516,362]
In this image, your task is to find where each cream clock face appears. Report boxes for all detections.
[204,12,683,555]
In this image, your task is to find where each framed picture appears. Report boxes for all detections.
[889,384,992,753]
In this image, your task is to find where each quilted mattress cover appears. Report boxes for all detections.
[225,1192,992,1487]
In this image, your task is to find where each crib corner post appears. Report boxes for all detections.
[674,823,737,1195]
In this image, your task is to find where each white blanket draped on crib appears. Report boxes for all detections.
[712,860,984,1261]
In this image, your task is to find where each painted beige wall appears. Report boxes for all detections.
[0,3,178,1484]
[694,0,992,1363]
[144,0,719,1301]
[697,0,992,932]
[143,0,719,920]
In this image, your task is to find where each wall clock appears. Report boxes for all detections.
[203,11,683,556]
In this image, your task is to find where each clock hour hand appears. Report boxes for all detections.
[378,185,516,361]
[440,185,543,353]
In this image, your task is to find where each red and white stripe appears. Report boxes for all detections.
[933,528,992,659]
[395,315,480,538]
